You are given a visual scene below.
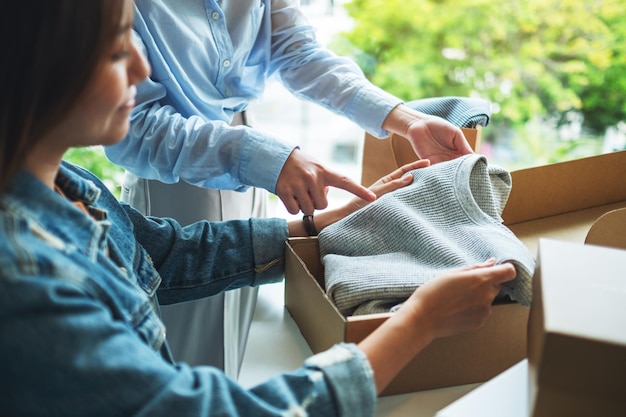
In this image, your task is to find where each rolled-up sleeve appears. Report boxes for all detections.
[303,343,377,417]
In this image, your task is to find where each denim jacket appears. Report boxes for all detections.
[0,162,376,417]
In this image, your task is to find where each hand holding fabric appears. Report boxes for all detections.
[383,104,474,164]
[358,260,516,394]
[401,260,516,340]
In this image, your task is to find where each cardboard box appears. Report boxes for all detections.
[285,238,528,396]
[285,136,626,395]
[527,239,626,417]
[502,151,626,256]
[435,241,626,417]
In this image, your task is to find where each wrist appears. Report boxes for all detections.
[382,104,427,137]
[394,297,435,346]
[312,206,348,234]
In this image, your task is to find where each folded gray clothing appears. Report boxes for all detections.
[406,96,491,128]
[318,154,535,316]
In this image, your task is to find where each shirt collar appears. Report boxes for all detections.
[2,162,110,258]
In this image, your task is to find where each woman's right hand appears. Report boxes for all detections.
[291,159,432,237]
[401,260,517,341]
[358,260,517,394]
[343,159,431,214]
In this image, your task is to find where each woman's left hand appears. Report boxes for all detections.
[290,159,430,237]
[345,159,431,213]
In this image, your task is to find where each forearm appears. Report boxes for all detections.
[381,103,430,137]
[357,304,434,394]
[271,5,401,139]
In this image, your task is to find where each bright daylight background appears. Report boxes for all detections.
[65,0,626,220]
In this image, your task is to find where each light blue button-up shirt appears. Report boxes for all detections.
[105,0,402,193]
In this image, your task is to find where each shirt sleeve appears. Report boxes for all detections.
[104,31,295,194]
[303,343,377,416]
[268,0,403,139]
[123,202,289,304]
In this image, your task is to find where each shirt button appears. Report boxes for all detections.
[223,59,231,68]
[211,11,220,20]
[225,90,232,97]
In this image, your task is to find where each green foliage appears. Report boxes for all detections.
[333,0,626,134]
[63,147,124,199]
[490,118,605,171]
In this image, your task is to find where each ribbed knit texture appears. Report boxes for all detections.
[319,154,534,316]
[406,97,491,128]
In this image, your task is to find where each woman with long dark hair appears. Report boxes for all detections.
[0,2,514,416]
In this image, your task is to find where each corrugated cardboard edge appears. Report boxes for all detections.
[284,238,345,353]
[505,151,626,256]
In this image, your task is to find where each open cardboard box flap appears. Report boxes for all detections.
[585,207,626,249]
[503,151,626,255]
[285,131,626,396]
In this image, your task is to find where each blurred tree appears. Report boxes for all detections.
[332,0,626,135]
[63,147,124,199]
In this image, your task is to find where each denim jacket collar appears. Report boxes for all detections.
[2,163,111,262]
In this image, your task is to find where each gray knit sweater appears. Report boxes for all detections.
[318,154,534,316]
